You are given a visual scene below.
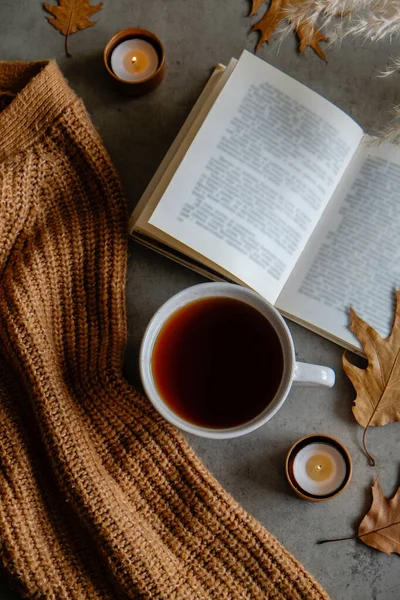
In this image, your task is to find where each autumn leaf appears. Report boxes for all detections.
[343,290,400,466]
[249,0,327,61]
[318,478,400,556]
[249,0,265,16]
[358,479,400,555]
[43,0,103,57]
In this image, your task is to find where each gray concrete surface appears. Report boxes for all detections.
[1,1,400,598]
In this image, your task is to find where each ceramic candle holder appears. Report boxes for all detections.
[285,434,352,502]
[104,28,166,96]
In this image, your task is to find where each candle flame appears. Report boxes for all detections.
[316,465,322,471]
[132,56,137,64]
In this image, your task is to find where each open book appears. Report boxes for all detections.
[129,50,400,353]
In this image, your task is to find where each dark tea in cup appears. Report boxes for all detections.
[151,296,284,428]
[140,282,334,439]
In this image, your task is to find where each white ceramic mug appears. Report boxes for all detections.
[140,282,335,439]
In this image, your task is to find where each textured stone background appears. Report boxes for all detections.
[1,1,400,598]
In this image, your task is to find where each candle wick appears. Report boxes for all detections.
[132,56,137,64]
[316,465,322,471]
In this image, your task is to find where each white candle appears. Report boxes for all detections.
[110,39,159,83]
[292,442,347,497]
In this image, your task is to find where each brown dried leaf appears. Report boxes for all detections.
[43,0,103,57]
[297,19,328,62]
[249,0,327,61]
[358,478,400,556]
[343,290,400,465]
[249,0,266,16]
[318,478,400,554]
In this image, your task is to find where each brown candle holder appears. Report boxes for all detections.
[285,434,352,502]
[104,28,166,96]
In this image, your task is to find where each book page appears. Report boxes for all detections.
[131,58,268,287]
[148,50,363,303]
[129,61,236,231]
[277,137,400,350]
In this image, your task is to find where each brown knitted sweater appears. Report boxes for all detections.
[0,61,329,600]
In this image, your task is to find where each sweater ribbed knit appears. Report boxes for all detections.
[0,60,329,600]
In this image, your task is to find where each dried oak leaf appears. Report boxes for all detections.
[319,478,400,555]
[249,0,265,16]
[343,290,400,465]
[249,0,327,61]
[358,478,400,555]
[43,0,103,57]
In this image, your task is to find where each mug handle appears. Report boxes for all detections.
[293,362,335,388]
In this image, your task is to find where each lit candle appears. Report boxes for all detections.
[110,39,159,82]
[286,435,352,501]
[293,443,347,496]
[104,29,165,96]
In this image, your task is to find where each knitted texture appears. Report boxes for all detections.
[0,61,329,600]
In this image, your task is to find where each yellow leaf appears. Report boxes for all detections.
[359,478,400,556]
[343,290,400,465]
[43,0,103,57]
[249,0,327,61]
